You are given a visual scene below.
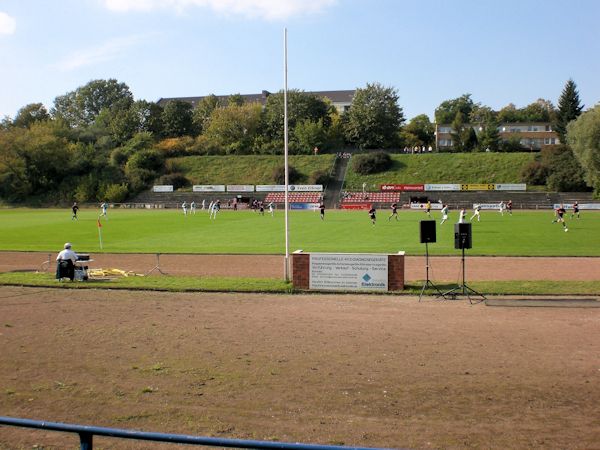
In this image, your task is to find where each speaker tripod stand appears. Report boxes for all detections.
[419,242,446,301]
[442,239,486,304]
[146,253,167,275]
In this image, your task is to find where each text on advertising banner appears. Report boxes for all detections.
[309,253,388,291]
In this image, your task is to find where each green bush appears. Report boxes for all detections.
[157,173,190,190]
[272,165,302,184]
[351,151,392,175]
[102,183,129,203]
[310,169,331,186]
[521,160,548,185]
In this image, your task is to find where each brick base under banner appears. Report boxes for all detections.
[292,252,405,291]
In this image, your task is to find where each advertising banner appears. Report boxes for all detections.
[380,184,424,192]
[473,203,502,210]
[340,203,372,210]
[424,184,461,191]
[495,183,526,191]
[461,184,495,191]
[290,203,320,210]
[553,203,600,210]
[226,185,254,192]
[152,185,173,192]
[256,185,285,192]
[309,253,388,291]
[289,184,323,192]
[410,202,443,210]
[192,185,226,192]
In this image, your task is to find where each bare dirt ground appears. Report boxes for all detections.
[2,251,600,281]
[0,287,599,449]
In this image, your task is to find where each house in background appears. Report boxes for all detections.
[435,122,560,151]
[157,90,355,114]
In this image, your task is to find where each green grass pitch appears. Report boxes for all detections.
[0,207,598,256]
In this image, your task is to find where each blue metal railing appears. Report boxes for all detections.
[0,416,399,450]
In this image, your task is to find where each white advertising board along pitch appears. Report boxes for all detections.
[309,253,388,291]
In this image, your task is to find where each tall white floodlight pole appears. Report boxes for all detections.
[283,28,290,281]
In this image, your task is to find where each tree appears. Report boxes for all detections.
[400,114,435,147]
[52,79,133,128]
[497,103,521,123]
[343,83,404,149]
[193,95,221,135]
[262,90,332,146]
[202,103,263,154]
[293,119,328,154]
[450,112,477,152]
[13,103,50,128]
[567,105,600,196]
[477,119,501,152]
[555,79,584,142]
[161,100,195,137]
[228,93,245,106]
[434,94,474,124]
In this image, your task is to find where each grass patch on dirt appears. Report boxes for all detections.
[0,272,598,296]
[0,272,292,293]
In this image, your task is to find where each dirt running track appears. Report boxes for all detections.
[1,251,600,281]
[0,287,599,449]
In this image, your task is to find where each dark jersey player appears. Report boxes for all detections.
[388,203,399,221]
[71,202,79,220]
[368,207,376,226]
[319,202,325,220]
[554,205,568,232]
[571,202,580,219]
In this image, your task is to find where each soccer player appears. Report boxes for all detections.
[190,201,196,215]
[201,199,206,210]
[440,204,449,225]
[207,200,214,215]
[498,201,505,216]
[571,202,580,219]
[258,202,265,216]
[555,204,568,231]
[181,201,188,216]
[71,202,79,220]
[388,203,399,221]
[319,202,325,220]
[458,208,466,224]
[210,200,220,219]
[507,200,513,216]
[100,202,108,219]
[425,200,431,218]
[470,204,482,222]
[268,202,274,217]
[368,207,376,226]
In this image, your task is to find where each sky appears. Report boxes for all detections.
[1,0,599,121]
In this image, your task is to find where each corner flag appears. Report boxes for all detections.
[97,217,103,249]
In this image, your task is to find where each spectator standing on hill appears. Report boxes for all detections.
[71,202,79,220]
[470,204,482,222]
[368,207,376,226]
[571,202,580,219]
[440,204,449,224]
[388,203,399,221]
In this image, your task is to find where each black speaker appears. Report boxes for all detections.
[454,223,472,249]
[420,220,436,243]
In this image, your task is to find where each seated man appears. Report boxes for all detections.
[56,242,78,281]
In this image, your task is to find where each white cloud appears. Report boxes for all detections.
[102,0,337,20]
[55,34,151,71]
[0,11,17,35]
